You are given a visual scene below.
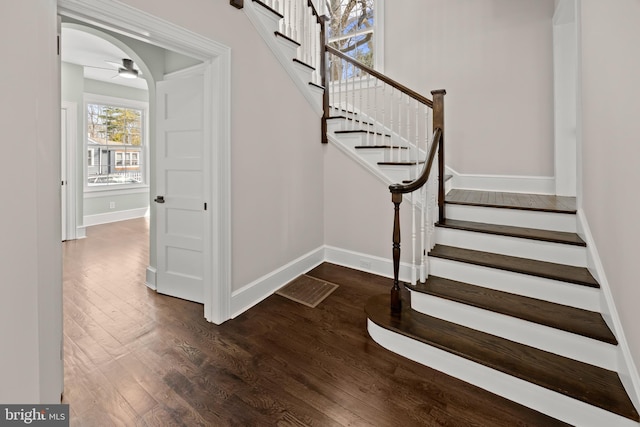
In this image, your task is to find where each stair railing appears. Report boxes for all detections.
[232,0,446,314]
[325,46,446,313]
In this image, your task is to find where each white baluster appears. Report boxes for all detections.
[411,189,417,285]
[420,183,427,282]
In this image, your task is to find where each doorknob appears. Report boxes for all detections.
[154,195,165,203]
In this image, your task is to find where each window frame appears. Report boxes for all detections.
[83,94,149,192]
[325,0,384,73]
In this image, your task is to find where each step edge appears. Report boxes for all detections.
[408,279,617,345]
[435,220,586,247]
[367,319,640,426]
[430,245,599,288]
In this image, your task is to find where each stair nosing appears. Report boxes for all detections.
[436,219,586,247]
[254,0,284,19]
[408,276,617,344]
[366,293,639,422]
[445,199,577,215]
[430,244,599,288]
[334,129,390,137]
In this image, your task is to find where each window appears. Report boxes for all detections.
[327,0,382,70]
[85,97,147,188]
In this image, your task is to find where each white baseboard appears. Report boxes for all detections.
[447,166,555,194]
[324,245,415,284]
[75,226,86,239]
[83,207,149,227]
[230,246,325,318]
[577,209,640,411]
[145,266,157,290]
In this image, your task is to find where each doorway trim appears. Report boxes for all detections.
[58,0,232,324]
[61,101,78,241]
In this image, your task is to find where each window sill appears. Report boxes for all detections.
[83,185,150,198]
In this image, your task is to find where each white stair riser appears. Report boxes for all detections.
[435,227,587,267]
[446,204,577,233]
[274,36,298,61]
[292,61,313,83]
[378,164,420,184]
[410,292,616,370]
[429,257,601,312]
[368,321,638,427]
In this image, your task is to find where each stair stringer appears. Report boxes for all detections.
[368,319,640,427]
[243,0,323,114]
[578,209,640,413]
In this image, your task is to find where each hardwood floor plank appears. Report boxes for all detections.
[62,219,573,426]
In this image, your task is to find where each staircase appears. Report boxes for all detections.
[234,1,640,425]
[367,189,640,426]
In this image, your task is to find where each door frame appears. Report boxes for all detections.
[57,0,232,324]
[61,101,78,241]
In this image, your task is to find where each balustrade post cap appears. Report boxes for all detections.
[431,89,447,96]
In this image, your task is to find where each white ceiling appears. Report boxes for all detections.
[61,28,148,91]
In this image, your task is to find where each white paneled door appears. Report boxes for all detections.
[156,73,209,304]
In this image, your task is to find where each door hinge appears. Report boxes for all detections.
[204,202,207,211]
[57,35,60,56]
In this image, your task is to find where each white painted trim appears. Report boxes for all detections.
[324,245,416,283]
[367,320,639,427]
[145,266,157,290]
[58,0,233,325]
[83,207,149,227]
[75,226,86,239]
[430,257,601,312]
[163,62,207,80]
[410,291,616,370]
[577,209,640,411]
[447,166,555,194]
[61,101,78,241]
[230,247,325,318]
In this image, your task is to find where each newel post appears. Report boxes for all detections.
[431,89,446,223]
[390,192,403,314]
[321,20,329,144]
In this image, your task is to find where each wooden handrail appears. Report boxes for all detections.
[390,128,442,195]
[326,45,433,108]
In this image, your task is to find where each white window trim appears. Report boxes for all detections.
[83,93,149,193]
[327,0,384,72]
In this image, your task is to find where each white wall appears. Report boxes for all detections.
[0,0,62,403]
[384,0,556,177]
[118,0,325,292]
[580,0,640,375]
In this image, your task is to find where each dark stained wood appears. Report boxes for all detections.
[253,0,284,18]
[293,57,315,71]
[446,189,577,213]
[326,45,434,108]
[334,129,390,137]
[62,219,573,426]
[326,116,373,127]
[436,218,587,246]
[355,145,407,150]
[430,244,600,288]
[388,127,441,194]
[391,192,403,314]
[230,0,244,9]
[274,30,300,46]
[432,90,446,223]
[409,276,617,344]
[366,293,639,422]
[378,161,425,166]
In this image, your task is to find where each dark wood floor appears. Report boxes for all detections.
[446,189,577,213]
[62,218,567,426]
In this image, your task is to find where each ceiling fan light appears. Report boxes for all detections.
[118,68,138,79]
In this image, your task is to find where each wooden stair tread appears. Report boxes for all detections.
[326,116,374,126]
[254,0,284,18]
[355,145,408,150]
[409,276,616,344]
[446,189,577,214]
[378,161,425,166]
[335,129,390,137]
[437,219,586,246]
[430,244,599,288]
[366,294,639,421]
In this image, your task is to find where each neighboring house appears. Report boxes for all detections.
[86,137,143,184]
[1,0,638,417]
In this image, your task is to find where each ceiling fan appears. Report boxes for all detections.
[104,58,142,79]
